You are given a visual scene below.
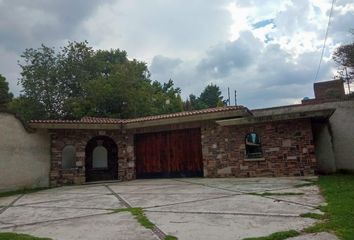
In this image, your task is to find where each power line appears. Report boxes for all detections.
[314,0,336,83]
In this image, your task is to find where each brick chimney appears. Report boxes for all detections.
[314,79,345,100]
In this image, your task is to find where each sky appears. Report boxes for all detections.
[0,0,353,109]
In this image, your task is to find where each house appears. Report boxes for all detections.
[1,79,353,190]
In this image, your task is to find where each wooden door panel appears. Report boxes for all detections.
[135,128,203,178]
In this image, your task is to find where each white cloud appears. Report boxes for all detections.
[0,0,353,108]
[80,0,232,63]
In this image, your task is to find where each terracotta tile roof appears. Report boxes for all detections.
[80,116,123,124]
[123,106,247,123]
[30,106,247,125]
[30,117,123,124]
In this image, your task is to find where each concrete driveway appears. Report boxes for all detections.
[0,177,337,240]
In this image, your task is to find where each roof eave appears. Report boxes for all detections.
[125,109,251,129]
[216,109,335,127]
[28,123,122,130]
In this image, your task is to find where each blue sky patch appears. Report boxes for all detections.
[252,19,274,29]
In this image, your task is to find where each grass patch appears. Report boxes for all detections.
[250,192,304,196]
[0,232,52,240]
[300,212,325,220]
[303,174,354,239]
[113,208,178,239]
[113,208,155,229]
[294,182,317,188]
[243,230,300,240]
[0,187,49,198]
[165,235,178,240]
[245,174,354,240]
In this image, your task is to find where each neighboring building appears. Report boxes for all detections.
[1,80,353,190]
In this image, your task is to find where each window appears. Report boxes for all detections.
[245,133,263,158]
[92,146,108,168]
[62,145,76,169]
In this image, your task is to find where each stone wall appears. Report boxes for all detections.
[50,129,134,186]
[48,118,317,185]
[253,100,354,172]
[0,112,50,192]
[201,119,316,177]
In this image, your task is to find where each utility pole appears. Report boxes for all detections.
[234,90,237,106]
[227,87,230,106]
[344,67,351,93]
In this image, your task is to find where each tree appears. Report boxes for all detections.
[0,74,13,108]
[187,94,207,110]
[18,41,96,119]
[8,96,46,122]
[333,33,354,90]
[184,84,224,111]
[198,84,224,108]
[16,41,187,120]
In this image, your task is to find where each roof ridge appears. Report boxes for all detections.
[30,106,247,124]
[123,106,245,123]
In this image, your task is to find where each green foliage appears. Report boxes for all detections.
[7,96,46,122]
[199,84,224,108]
[0,74,13,108]
[304,174,354,239]
[243,230,299,240]
[300,212,325,220]
[0,187,49,198]
[250,192,304,196]
[185,84,224,111]
[245,174,354,240]
[0,232,51,240]
[114,208,178,239]
[294,182,317,188]
[17,42,94,119]
[113,208,155,229]
[333,32,354,84]
[165,235,178,240]
[14,41,184,120]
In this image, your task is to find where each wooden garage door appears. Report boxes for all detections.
[135,128,203,178]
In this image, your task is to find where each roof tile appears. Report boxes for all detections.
[30,106,247,125]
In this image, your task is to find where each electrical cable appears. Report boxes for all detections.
[314,0,336,83]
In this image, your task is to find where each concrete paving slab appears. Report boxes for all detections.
[0,195,21,206]
[146,211,316,240]
[147,194,317,216]
[256,186,325,207]
[121,192,234,208]
[14,192,104,206]
[113,179,191,186]
[180,177,317,193]
[0,206,111,226]
[268,193,324,208]
[24,194,125,210]
[261,185,320,194]
[38,185,111,195]
[0,177,327,240]
[0,222,15,229]
[288,232,339,240]
[108,184,190,194]
[111,183,235,195]
[3,211,159,240]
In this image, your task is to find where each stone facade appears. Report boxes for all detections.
[201,119,316,177]
[49,118,317,186]
[50,129,134,186]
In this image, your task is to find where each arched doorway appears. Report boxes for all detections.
[85,136,118,182]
